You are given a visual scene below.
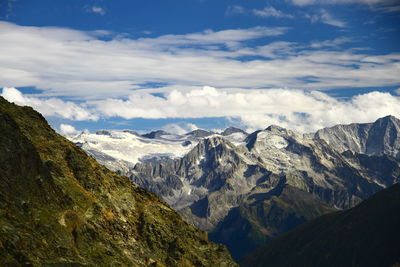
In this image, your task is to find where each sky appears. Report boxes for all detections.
[0,0,399,135]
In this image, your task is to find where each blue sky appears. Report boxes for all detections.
[1,0,400,134]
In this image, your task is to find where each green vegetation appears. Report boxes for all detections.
[210,184,335,261]
[241,183,400,267]
[0,97,237,266]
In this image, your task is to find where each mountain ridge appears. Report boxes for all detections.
[68,115,400,260]
[241,183,400,267]
[314,115,400,158]
[0,97,237,266]
[128,121,400,260]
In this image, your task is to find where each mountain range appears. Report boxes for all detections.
[69,115,400,260]
[0,97,237,266]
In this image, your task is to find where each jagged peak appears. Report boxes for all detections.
[221,126,248,136]
[190,135,237,154]
[186,129,214,138]
[142,130,170,139]
[96,130,112,136]
[265,125,286,131]
[265,125,298,138]
[202,135,229,146]
[373,115,400,126]
[122,129,141,137]
[244,130,262,150]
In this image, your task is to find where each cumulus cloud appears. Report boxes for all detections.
[1,87,97,120]
[0,22,399,99]
[88,86,400,133]
[3,86,400,133]
[59,123,80,136]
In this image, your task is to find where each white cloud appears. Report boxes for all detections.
[378,4,400,12]
[291,0,400,12]
[226,5,246,16]
[59,123,80,136]
[161,123,199,135]
[1,87,97,120]
[226,5,294,19]
[89,6,106,15]
[253,6,294,18]
[319,9,346,27]
[145,26,287,46]
[310,37,352,48]
[291,0,395,5]
[3,86,400,133]
[88,86,400,133]
[0,22,399,100]
[306,9,346,27]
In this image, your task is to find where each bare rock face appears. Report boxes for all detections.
[186,129,215,138]
[0,97,237,267]
[315,115,400,158]
[70,115,400,261]
[221,127,248,136]
[128,121,400,260]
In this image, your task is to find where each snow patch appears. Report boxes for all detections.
[257,131,289,149]
[69,130,198,165]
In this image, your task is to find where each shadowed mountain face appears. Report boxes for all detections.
[0,97,237,266]
[241,183,400,267]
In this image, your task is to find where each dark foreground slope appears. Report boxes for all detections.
[241,183,400,267]
[0,97,237,266]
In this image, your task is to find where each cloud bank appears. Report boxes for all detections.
[0,21,399,99]
[1,87,97,120]
[3,87,400,133]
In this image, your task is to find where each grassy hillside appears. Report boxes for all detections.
[241,183,400,267]
[0,97,237,266]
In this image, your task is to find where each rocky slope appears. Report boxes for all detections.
[129,123,400,260]
[70,116,400,261]
[241,183,400,267]
[315,115,400,158]
[0,97,237,266]
[70,127,247,173]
